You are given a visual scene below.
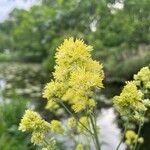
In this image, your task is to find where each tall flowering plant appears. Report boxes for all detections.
[19,38,104,150]
[19,37,150,150]
[113,67,150,150]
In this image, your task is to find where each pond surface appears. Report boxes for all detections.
[0,63,47,99]
[0,79,5,103]
[99,108,126,150]
[0,63,149,150]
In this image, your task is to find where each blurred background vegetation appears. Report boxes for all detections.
[0,0,150,150]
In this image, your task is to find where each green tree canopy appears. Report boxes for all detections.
[0,0,149,79]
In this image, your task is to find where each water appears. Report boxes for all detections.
[99,108,126,150]
[0,63,46,100]
[0,79,6,103]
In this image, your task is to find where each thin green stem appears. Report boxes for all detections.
[136,143,141,150]
[90,115,101,150]
[116,121,128,150]
[88,114,97,148]
[133,124,142,150]
[58,101,94,136]
[43,139,50,147]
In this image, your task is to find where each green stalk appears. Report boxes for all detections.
[58,101,94,136]
[136,143,141,150]
[133,124,142,150]
[116,121,128,150]
[90,115,101,150]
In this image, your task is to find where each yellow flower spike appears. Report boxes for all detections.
[113,81,146,121]
[43,37,104,113]
[134,67,150,89]
[50,120,64,134]
[19,110,50,132]
[43,81,66,100]
[55,37,92,66]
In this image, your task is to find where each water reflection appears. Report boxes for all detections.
[0,63,47,100]
[59,108,126,150]
[99,108,126,150]
[0,79,5,90]
[0,79,6,103]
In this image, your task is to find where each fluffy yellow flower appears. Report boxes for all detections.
[71,98,88,113]
[43,81,66,99]
[43,37,104,113]
[113,81,146,121]
[50,120,64,134]
[19,110,50,132]
[125,130,144,146]
[125,130,137,145]
[69,68,102,90]
[134,67,150,89]
[55,38,92,67]
[45,99,59,111]
[31,131,45,145]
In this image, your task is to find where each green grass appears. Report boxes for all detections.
[0,96,35,150]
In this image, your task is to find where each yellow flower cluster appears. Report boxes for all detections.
[75,143,84,150]
[43,37,104,113]
[50,120,64,134]
[19,110,64,148]
[113,67,150,149]
[19,110,50,145]
[19,110,50,132]
[31,131,45,145]
[77,116,88,133]
[134,67,150,90]
[45,99,59,111]
[113,81,146,121]
[113,66,150,122]
[67,117,76,129]
[125,130,144,147]
[67,116,89,133]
